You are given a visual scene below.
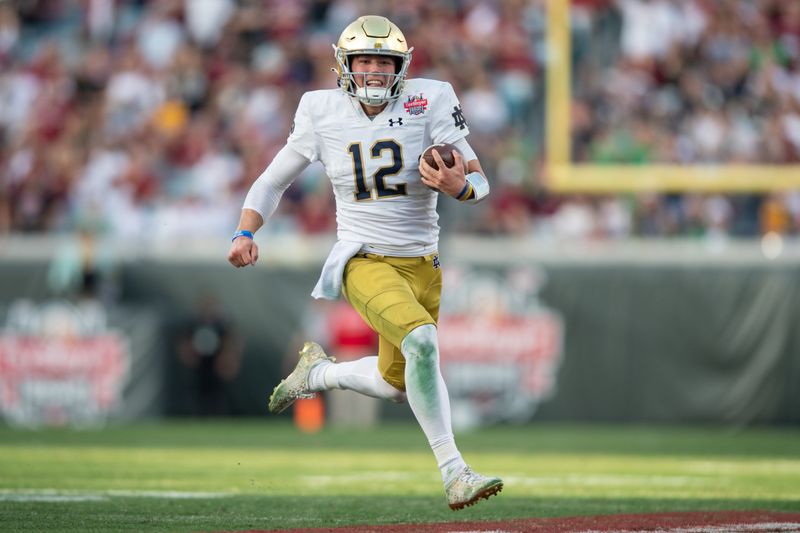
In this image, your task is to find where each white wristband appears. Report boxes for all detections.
[464,171,490,203]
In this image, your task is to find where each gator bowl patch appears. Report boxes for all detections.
[404,94,428,115]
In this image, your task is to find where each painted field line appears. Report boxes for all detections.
[103,489,230,499]
[503,474,715,487]
[0,492,105,502]
[0,488,230,502]
[300,471,421,486]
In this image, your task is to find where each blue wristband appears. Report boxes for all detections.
[455,181,470,200]
[232,230,254,242]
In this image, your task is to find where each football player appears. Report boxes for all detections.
[227,15,500,510]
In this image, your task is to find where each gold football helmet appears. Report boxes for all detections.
[333,15,413,106]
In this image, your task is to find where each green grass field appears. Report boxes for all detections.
[1,420,799,532]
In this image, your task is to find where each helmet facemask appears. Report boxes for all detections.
[334,48,413,106]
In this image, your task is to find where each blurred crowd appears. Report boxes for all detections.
[0,0,798,241]
[567,0,800,238]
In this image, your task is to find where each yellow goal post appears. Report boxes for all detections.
[546,0,800,193]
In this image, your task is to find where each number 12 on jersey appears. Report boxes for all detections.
[348,140,407,201]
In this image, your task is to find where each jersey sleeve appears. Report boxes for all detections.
[286,93,319,162]
[429,82,470,145]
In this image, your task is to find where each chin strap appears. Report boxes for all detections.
[355,86,393,106]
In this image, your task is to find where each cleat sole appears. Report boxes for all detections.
[449,481,503,511]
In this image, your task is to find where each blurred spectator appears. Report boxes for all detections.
[47,224,119,304]
[176,294,241,417]
[565,0,800,238]
[0,3,20,61]
[2,0,543,239]
[1,0,798,242]
[136,3,185,70]
[184,0,235,49]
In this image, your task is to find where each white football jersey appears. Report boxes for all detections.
[287,78,470,256]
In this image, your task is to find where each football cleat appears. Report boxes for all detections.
[268,342,335,414]
[445,466,503,511]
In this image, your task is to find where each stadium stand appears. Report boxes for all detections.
[1,0,798,240]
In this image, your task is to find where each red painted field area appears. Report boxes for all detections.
[254,511,800,533]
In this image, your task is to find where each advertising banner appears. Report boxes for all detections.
[0,300,162,427]
[438,267,564,429]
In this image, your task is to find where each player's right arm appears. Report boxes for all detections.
[227,145,312,268]
[229,93,319,268]
[228,208,263,268]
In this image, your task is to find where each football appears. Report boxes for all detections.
[421,143,459,171]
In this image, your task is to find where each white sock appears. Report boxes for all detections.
[307,359,333,391]
[308,356,405,402]
[401,324,467,485]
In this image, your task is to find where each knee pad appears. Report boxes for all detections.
[400,324,438,364]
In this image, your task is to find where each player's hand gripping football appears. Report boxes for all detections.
[228,237,259,267]
[418,149,468,198]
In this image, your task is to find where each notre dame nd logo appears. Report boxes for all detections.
[437,266,564,429]
[451,105,467,130]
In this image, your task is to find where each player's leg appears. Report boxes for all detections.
[268,258,412,412]
[302,257,414,403]
[398,323,463,477]
[342,254,502,508]
[400,323,502,509]
[391,260,501,500]
[307,354,406,402]
[306,255,418,402]
[381,255,503,509]
[365,257,468,483]
[269,256,416,413]
[269,342,404,412]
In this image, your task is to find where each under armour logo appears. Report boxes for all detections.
[451,105,467,130]
[389,117,404,127]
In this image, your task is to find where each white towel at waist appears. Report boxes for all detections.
[311,240,363,300]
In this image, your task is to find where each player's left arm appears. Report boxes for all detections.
[420,81,489,202]
[453,137,489,203]
[419,138,489,202]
